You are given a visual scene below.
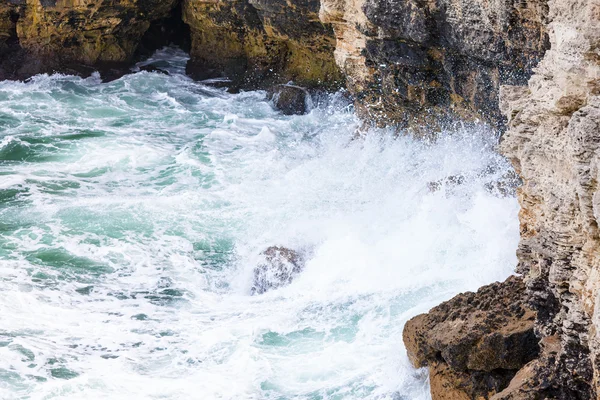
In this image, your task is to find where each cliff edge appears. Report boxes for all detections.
[403,0,600,398]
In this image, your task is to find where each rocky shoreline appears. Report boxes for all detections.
[1,0,547,128]
[405,0,600,396]
[2,0,598,398]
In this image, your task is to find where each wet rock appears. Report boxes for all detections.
[403,276,539,399]
[267,84,310,115]
[139,65,169,75]
[484,170,522,197]
[251,246,304,295]
[0,0,180,80]
[182,0,342,91]
[427,175,465,193]
[499,0,600,396]
[319,0,549,129]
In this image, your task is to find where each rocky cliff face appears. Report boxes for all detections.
[403,0,600,398]
[404,276,540,399]
[0,0,181,80]
[182,0,343,90]
[0,0,549,125]
[320,0,549,128]
[0,0,341,88]
[499,0,600,396]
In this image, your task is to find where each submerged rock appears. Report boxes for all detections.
[139,65,169,75]
[267,84,311,115]
[251,246,305,295]
[403,276,539,399]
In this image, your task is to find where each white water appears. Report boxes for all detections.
[0,48,519,400]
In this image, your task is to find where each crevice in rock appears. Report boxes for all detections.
[135,1,191,61]
[0,8,26,80]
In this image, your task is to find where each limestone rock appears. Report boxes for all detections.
[182,0,343,91]
[320,0,549,128]
[251,246,305,295]
[0,0,181,80]
[429,361,516,400]
[498,0,600,396]
[403,276,539,399]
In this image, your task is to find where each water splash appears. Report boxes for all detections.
[0,48,518,400]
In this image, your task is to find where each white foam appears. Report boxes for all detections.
[0,48,519,400]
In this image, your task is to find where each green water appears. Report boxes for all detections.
[0,48,519,400]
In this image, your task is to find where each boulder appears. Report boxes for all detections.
[403,276,539,399]
[267,84,311,115]
[251,246,304,295]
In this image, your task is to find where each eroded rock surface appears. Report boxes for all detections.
[498,0,600,397]
[403,276,539,399]
[404,0,600,396]
[0,0,549,127]
[0,0,182,80]
[251,246,305,295]
[320,0,549,128]
[182,0,343,90]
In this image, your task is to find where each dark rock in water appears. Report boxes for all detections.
[139,65,169,75]
[267,85,310,115]
[403,276,539,399]
[251,246,304,295]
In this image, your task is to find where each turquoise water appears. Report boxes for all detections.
[0,48,519,399]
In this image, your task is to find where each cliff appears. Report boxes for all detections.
[1,0,548,124]
[499,0,600,396]
[182,0,343,90]
[403,0,600,398]
[320,0,549,128]
[0,0,549,128]
[0,0,342,87]
[0,0,181,80]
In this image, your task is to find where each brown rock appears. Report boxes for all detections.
[251,246,305,295]
[499,0,600,397]
[182,0,343,91]
[0,0,182,80]
[403,276,539,399]
[429,362,472,400]
[430,361,517,400]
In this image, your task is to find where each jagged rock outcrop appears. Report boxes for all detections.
[0,0,182,80]
[182,0,343,90]
[497,0,600,397]
[0,0,550,128]
[407,0,600,398]
[320,0,549,128]
[403,276,540,399]
[0,0,342,89]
